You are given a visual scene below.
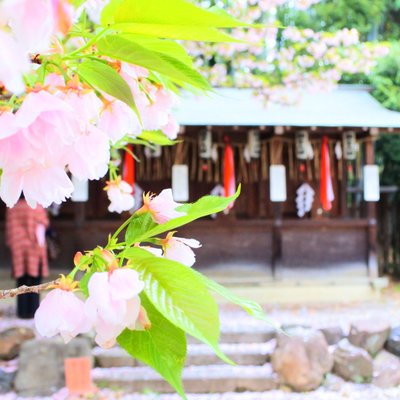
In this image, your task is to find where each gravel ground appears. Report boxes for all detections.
[2,298,400,399]
[4,386,400,400]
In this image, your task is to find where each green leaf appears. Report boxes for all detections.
[100,0,124,26]
[199,274,282,332]
[72,0,86,6]
[79,269,95,297]
[126,212,157,246]
[126,248,232,364]
[112,23,241,42]
[109,0,249,28]
[77,59,138,112]
[97,34,210,90]
[118,294,187,399]
[122,36,193,66]
[125,185,241,244]
[138,130,177,145]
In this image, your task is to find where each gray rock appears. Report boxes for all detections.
[348,320,390,356]
[373,350,400,388]
[322,373,346,391]
[0,327,35,360]
[281,324,311,332]
[271,327,333,391]
[386,326,400,357]
[319,326,344,345]
[0,370,15,393]
[15,337,92,397]
[333,339,373,383]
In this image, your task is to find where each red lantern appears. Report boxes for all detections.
[320,136,334,211]
[223,139,236,209]
[123,145,135,189]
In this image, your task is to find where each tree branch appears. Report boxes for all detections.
[0,279,60,299]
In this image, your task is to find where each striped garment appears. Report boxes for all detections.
[5,200,49,278]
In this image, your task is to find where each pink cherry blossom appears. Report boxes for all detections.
[98,97,141,143]
[0,91,77,207]
[0,111,18,140]
[54,85,111,181]
[105,179,135,213]
[162,116,180,140]
[0,31,30,94]
[162,233,202,267]
[64,123,110,181]
[51,0,75,37]
[131,83,176,132]
[0,164,74,208]
[35,288,90,343]
[1,0,54,53]
[85,268,144,348]
[139,189,186,224]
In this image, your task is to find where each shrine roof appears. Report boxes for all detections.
[175,85,400,129]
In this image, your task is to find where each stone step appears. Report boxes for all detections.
[93,341,276,368]
[188,328,276,344]
[92,364,279,393]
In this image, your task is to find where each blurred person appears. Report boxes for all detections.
[5,197,49,319]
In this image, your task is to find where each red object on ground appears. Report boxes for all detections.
[123,145,135,188]
[320,136,334,211]
[224,140,236,209]
[65,357,96,395]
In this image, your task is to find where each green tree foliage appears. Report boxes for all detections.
[368,45,400,187]
[376,134,400,186]
[370,45,400,112]
[277,0,398,41]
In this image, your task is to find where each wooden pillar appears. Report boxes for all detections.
[271,136,283,279]
[74,202,86,254]
[365,136,379,279]
[339,132,348,218]
[74,203,86,228]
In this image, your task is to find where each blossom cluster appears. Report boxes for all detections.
[189,0,389,105]
[34,189,202,347]
[0,0,179,210]
[35,268,145,348]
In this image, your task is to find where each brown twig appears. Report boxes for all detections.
[0,279,60,299]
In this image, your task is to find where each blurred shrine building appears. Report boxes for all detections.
[2,85,400,279]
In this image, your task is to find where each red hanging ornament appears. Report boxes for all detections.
[320,136,334,211]
[223,138,236,209]
[123,145,135,189]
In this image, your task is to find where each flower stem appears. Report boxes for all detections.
[64,27,110,59]
[109,214,135,244]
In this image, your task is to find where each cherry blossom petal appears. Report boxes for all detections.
[0,31,30,94]
[123,297,141,330]
[107,180,135,214]
[93,315,124,349]
[99,99,141,143]
[65,125,110,181]
[174,237,202,249]
[0,170,23,208]
[108,268,144,302]
[35,289,89,343]
[162,116,179,140]
[149,189,185,224]
[2,0,54,53]
[164,238,197,267]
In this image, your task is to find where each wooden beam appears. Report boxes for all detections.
[270,136,284,279]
